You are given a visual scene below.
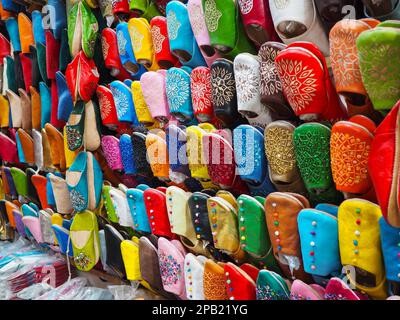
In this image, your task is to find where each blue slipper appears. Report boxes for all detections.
[32,10,46,45]
[119,134,136,175]
[5,18,21,52]
[126,188,151,233]
[166,67,194,123]
[56,71,73,122]
[110,80,139,125]
[166,1,206,68]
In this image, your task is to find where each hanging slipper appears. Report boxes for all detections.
[166,1,206,68]
[330,18,381,121]
[157,236,187,299]
[357,21,400,111]
[294,122,343,204]
[298,208,341,281]
[269,0,329,56]
[131,80,154,127]
[264,121,307,195]
[67,0,98,58]
[237,194,279,271]
[128,17,159,71]
[224,262,256,300]
[256,269,290,300]
[187,0,221,67]
[265,192,312,282]
[17,12,34,54]
[238,0,278,46]
[275,41,346,121]
[150,16,179,69]
[166,67,194,124]
[140,70,171,126]
[65,51,99,102]
[96,85,119,129]
[126,188,151,233]
[110,80,139,125]
[115,22,147,78]
[338,199,387,300]
[70,210,100,272]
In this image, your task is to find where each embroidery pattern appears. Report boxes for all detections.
[151,25,165,54]
[101,36,110,60]
[211,66,236,107]
[117,30,126,56]
[159,252,182,286]
[276,60,318,113]
[259,46,283,97]
[70,189,86,212]
[358,43,400,106]
[167,10,180,41]
[204,0,222,32]
[189,3,206,37]
[235,62,259,104]
[129,25,143,53]
[330,132,370,189]
[238,0,253,14]
[330,28,362,89]
[191,69,213,114]
[166,71,190,112]
[265,126,296,176]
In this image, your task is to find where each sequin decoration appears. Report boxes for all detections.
[265,126,297,176]
[166,70,190,112]
[159,252,182,286]
[211,66,236,107]
[330,132,370,189]
[204,0,222,32]
[167,10,181,41]
[256,285,289,300]
[74,252,91,270]
[66,126,83,151]
[276,59,318,114]
[151,25,165,54]
[70,189,87,212]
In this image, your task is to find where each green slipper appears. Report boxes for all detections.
[70,210,100,271]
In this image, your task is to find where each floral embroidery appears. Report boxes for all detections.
[74,252,91,270]
[167,10,180,41]
[211,66,236,107]
[166,71,190,112]
[235,62,259,104]
[70,189,86,212]
[358,43,400,108]
[159,252,182,286]
[101,36,109,60]
[259,46,283,97]
[256,285,289,300]
[129,25,143,53]
[66,126,83,151]
[117,30,126,56]
[191,69,213,115]
[204,0,222,32]
[238,0,253,14]
[330,132,370,189]
[189,3,206,37]
[151,25,165,54]
[111,87,129,119]
[97,91,113,121]
[276,59,318,113]
[265,126,297,176]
